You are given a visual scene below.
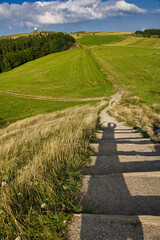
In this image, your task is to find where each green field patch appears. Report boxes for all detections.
[92,45,160,105]
[0,94,99,126]
[77,34,128,46]
[0,48,113,98]
[109,37,160,48]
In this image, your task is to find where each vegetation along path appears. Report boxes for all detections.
[68,92,160,240]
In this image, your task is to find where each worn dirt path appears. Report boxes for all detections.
[68,92,160,240]
[0,90,106,102]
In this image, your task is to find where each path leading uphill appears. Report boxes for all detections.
[68,93,160,240]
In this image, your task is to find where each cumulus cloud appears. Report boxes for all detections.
[0,0,147,29]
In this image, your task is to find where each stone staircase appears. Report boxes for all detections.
[68,93,160,240]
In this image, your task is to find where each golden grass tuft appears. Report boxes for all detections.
[109,98,160,142]
[0,102,106,239]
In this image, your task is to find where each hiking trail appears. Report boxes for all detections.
[68,92,160,240]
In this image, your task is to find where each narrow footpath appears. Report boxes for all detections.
[0,90,106,102]
[68,93,160,240]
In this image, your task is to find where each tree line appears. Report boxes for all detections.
[0,32,76,73]
[135,29,160,38]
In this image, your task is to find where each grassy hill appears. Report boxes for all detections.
[91,45,160,105]
[0,34,160,125]
[0,48,112,98]
[89,35,160,142]
[0,47,112,125]
[1,31,132,41]
[76,34,130,46]
[0,32,160,239]
[0,31,56,39]
[71,31,132,38]
[109,36,160,48]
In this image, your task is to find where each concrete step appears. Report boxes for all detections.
[96,130,144,141]
[68,214,160,240]
[90,142,159,156]
[84,155,160,175]
[97,138,153,145]
[81,172,160,215]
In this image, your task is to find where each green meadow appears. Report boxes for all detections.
[0,34,160,124]
[0,47,112,125]
[0,48,112,98]
[0,32,160,239]
[0,94,98,127]
[109,36,160,48]
[92,44,160,105]
[77,34,129,46]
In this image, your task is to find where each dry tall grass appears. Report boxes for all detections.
[0,102,105,239]
[109,96,160,142]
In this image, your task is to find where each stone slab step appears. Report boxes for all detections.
[90,143,159,156]
[68,214,160,240]
[84,156,160,175]
[81,172,160,215]
[97,138,153,145]
[96,131,144,140]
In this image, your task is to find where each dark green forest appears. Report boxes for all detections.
[0,32,75,73]
[135,29,160,37]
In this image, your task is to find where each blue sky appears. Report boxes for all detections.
[0,0,159,36]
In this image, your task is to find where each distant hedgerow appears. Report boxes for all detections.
[135,29,160,38]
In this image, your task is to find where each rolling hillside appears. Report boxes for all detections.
[1,34,160,125]
[0,47,112,125]
[0,31,56,39]
[91,45,160,105]
[0,48,112,98]
[109,36,160,48]
[0,31,160,240]
[76,34,129,46]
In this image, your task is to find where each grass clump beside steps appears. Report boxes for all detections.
[109,95,160,143]
[0,102,106,239]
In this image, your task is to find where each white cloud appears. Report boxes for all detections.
[153,9,160,13]
[0,0,147,29]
